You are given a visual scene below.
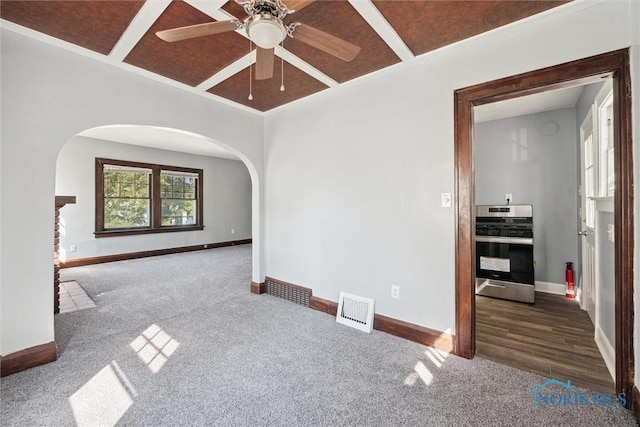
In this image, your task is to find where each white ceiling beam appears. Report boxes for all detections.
[109,0,173,62]
[275,46,339,88]
[348,0,414,62]
[196,50,255,90]
[197,46,340,91]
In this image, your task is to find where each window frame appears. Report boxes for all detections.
[95,158,204,237]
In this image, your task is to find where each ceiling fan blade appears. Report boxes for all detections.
[255,47,275,80]
[156,20,240,42]
[290,23,361,62]
[282,0,316,13]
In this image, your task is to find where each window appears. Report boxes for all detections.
[598,91,615,197]
[96,158,203,237]
[160,171,198,226]
[583,130,595,228]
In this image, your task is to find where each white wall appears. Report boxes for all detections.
[264,0,639,334]
[56,137,251,260]
[0,29,264,356]
[475,108,579,285]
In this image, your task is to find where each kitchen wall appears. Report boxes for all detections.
[475,108,578,286]
[56,137,252,261]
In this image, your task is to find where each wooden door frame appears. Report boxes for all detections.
[454,49,634,401]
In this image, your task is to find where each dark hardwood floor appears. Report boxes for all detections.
[475,292,615,393]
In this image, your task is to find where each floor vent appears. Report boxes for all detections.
[265,277,311,307]
[336,292,375,333]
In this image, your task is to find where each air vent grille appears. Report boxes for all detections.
[336,292,375,333]
[265,277,311,307]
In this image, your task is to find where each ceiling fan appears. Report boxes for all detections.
[156,0,361,80]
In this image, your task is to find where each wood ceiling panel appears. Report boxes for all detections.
[283,1,400,83]
[208,57,328,112]
[125,1,248,87]
[0,0,143,55]
[373,0,570,56]
[221,1,248,20]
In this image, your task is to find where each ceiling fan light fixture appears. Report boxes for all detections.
[247,16,286,49]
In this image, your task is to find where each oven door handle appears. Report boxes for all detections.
[475,236,533,245]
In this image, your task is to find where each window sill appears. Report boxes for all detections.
[94,225,204,238]
[590,196,614,213]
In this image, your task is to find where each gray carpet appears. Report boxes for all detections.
[1,245,635,426]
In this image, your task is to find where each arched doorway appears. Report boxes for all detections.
[55,124,262,286]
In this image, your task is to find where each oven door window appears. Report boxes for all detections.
[476,241,534,285]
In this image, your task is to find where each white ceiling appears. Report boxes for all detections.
[78,125,239,160]
[474,85,585,123]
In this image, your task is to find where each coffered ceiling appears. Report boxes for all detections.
[1,0,570,113]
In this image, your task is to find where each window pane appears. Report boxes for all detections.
[104,198,150,229]
[161,200,196,225]
[584,134,593,167]
[103,168,150,229]
[607,148,615,195]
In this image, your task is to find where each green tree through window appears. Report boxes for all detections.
[95,158,203,237]
[161,173,197,226]
[104,169,150,228]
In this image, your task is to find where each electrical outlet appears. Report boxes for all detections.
[69,245,77,253]
[391,285,400,299]
[231,228,235,234]
[505,193,513,204]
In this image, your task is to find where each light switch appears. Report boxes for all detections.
[608,224,615,242]
[441,193,452,208]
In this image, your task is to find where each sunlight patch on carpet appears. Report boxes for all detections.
[68,361,135,426]
[404,347,449,386]
[130,324,180,373]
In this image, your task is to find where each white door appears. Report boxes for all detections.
[579,110,596,324]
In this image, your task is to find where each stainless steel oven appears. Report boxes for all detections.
[475,205,535,303]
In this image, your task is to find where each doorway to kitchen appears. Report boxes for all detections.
[453,49,633,403]
[471,80,616,392]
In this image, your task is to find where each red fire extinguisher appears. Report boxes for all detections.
[566,262,575,299]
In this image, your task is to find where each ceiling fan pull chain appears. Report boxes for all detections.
[280,39,285,92]
[248,38,253,100]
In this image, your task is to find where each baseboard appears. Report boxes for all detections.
[60,239,252,268]
[594,324,616,381]
[633,386,640,423]
[250,281,265,294]
[308,294,454,353]
[1,341,58,377]
[310,296,338,316]
[374,313,454,353]
[535,281,565,295]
